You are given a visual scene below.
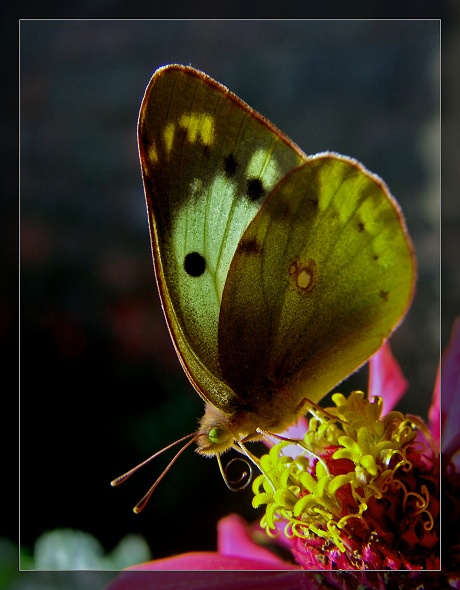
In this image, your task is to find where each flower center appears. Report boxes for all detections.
[252,391,439,569]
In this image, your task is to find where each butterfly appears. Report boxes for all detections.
[112,64,416,512]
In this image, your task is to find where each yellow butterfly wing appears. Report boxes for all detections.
[218,154,416,422]
[138,65,307,413]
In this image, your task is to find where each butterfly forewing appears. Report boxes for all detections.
[218,155,415,409]
[138,65,307,411]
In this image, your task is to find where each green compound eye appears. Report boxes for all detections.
[208,427,230,445]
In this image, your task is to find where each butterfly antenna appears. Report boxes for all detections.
[110,432,198,487]
[130,434,199,514]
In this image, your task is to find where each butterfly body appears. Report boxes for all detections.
[138,64,416,460]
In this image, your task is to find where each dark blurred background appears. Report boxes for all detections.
[19,20,440,563]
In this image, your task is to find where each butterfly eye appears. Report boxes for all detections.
[208,426,231,445]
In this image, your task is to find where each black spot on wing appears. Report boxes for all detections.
[184,252,206,277]
[272,200,292,221]
[238,238,262,256]
[246,177,265,201]
[224,154,238,177]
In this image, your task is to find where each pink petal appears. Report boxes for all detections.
[368,340,408,413]
[263,416,309,451]
[104,570,314,590]
[442,318,460,408]
[217,514,296,567]
[440,317,460,468]
[124,552,296,571]
[429,365,440,446]
[248,518,293,552]
[278,417,309,440]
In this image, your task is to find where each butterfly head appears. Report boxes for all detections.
[195,403,240,456]
[194,393,304,457]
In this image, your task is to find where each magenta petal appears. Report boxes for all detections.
[263,416,309,449]
[104,570,315,590]
[125,551,295,570]
[440,317,460,467]
[429,366,440,446]
[217,514,296,567]
[442,318,460,409]
[248,518,293,551]
[276,417,309,441]
[368,340,408,413]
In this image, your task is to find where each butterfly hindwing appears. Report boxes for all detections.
[218,155,415,408]
[138,65,307,411]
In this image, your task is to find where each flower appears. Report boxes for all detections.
[252,386,439,570]
[250,341,440,570]
[105,322,460,588]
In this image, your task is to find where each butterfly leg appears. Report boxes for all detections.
[293,397,345,423]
